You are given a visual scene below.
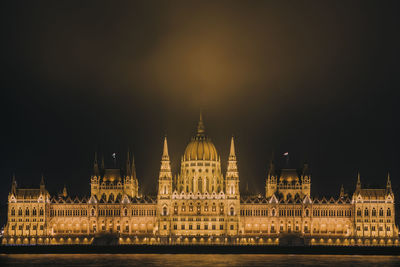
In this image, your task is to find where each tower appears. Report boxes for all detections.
[124,149,139,197]
[301,163,311,197]
[226,136,239,197]
[90,152,100,197]
[265,161,277,197]
[157,136,172,237]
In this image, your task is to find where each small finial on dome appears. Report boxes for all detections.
[197,110,205,136]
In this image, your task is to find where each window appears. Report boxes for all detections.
[220,225,223,230]
[124,209,128,216]
[212,225,216,230]
[230,207,234,216]
[387,209,391,217]
[386,226,391,231]
[379,209,384,216]
[39,208,44,216]
[189,224,193,230]
[163,224,167,230]
[205,225,208,230]
[197,224,200,230]
[181,225,185,230]
[11,208,15,216]
[162,206,168,216]
[364,209,369,216]
[173,224,177,230]
[25,208,29,216]
[230,225,234,230]
[357,209,361,216]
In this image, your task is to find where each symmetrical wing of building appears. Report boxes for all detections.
[2,115,398,246]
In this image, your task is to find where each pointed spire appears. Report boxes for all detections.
[386,172,392,193]
[229,136,236,157]
[227,136,239,180]
[62,185,68,198]
[197,111,205,136]
[131,153,137,179]
[162,136,169,159]
[40,174,46,192]
[11,173,17,195]
[159,136,172,180]
[126,149,131,176]
[356,172,361,191]
[93,152,100,176]
[340,184,345,198]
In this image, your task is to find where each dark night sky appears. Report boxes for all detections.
[1,1,400,224]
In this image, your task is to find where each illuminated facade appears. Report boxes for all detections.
[2,115,398,246]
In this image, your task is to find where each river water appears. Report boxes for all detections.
[1,254,400,266]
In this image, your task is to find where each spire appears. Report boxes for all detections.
[197,111,205,136]
[356,172,361,191]
[131,153,137,179]
[162,136,169,159]
[93,152,100,175]
[126,149,131,176]
[11,173,17,195]
[227,136,239,179]
[40,173,45,192]
[386,172,392,193]
[159,136,172,179]
[340,184,345,198]
[229,136,236,158]
[62,185,68,198]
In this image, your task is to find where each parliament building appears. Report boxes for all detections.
[2,115,398,246]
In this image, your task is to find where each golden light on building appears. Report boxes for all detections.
[1,114,398,246]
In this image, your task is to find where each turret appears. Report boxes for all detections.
[62,185,68,198]
[339,184,345,198]
[124,149,139,197]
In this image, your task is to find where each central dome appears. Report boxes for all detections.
[183,113,219,161]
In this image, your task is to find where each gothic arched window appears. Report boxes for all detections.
[357,209,361,216]
[39,208,44,216]
[387,208,391,217]
[364,209,369,216]
[25,208,29,216]
[162,206,168,216]
[372,209,377,217]
[379,208,384,216]
[230,207,234,216]
[11,208,15,216]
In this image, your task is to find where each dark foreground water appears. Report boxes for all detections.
[1,254,400,267]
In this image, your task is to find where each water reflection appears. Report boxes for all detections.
[1,254,400,267]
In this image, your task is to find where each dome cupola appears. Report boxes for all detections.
[183,113,218,161]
